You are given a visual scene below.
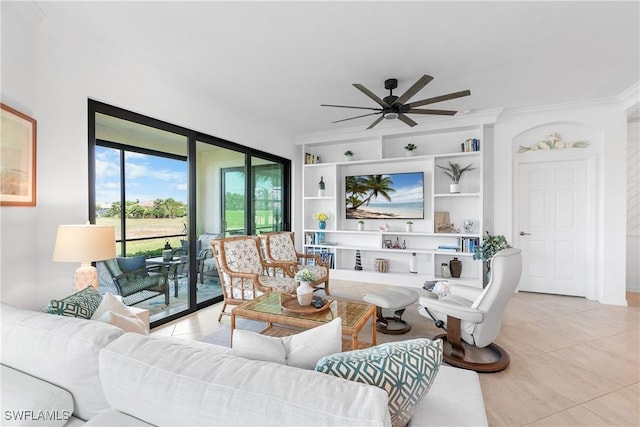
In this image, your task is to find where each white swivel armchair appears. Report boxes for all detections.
[418,248,522,372]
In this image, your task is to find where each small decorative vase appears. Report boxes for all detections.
[441,263,451,278]
[405,223,412,232]
[374,258,389,273]
[297,281,314,306]
[449,257,462,278]
[409,253,418,274]
[358,223,364,231]
[405,150,415,157]
[345,155,353,162]
[317,176,325,197]
[449,183,460,193]
[318,221,326,230]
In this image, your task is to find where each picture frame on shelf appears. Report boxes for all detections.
[435,211,455,233]
[1,103,37,206]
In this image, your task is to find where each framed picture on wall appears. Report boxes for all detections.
[1,103,37,206]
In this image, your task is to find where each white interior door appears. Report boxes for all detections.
[517,160,587,296]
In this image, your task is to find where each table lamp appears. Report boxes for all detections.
[52,224,116,290]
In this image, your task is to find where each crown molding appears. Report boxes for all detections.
[619,82,640,111]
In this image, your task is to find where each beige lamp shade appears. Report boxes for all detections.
[53,224,116,290]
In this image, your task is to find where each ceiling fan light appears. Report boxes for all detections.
[384,112,398,120]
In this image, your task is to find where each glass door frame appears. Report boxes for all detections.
[88,99,291,328]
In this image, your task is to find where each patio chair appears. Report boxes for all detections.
[260,231,330,295]
[98,257,170,306]
[211,235,297,321]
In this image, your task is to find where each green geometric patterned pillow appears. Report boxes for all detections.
[47,286,103,319]
[315,338,443,427]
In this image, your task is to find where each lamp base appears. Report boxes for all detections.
[74,262,98,291]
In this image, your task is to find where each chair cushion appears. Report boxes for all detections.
[46,286,103,319]
[304,264,328,280]
[269,233,297,261]
[224,239,263,274]
[232,318,342,369]
[116,256,148,278]
[316,338,443,427]
[257,275,297,293]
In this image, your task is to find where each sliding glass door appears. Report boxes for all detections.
[89,100,290,328]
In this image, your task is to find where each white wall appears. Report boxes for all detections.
[627,119,639,292]
[1,4,296,310]
[494,100,629,306]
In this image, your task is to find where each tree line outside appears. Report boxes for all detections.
[100,198,187,219]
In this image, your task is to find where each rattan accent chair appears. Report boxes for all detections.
[211,235,297,321]
[261,231,330,295]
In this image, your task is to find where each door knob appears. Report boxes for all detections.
[519,231,532,236]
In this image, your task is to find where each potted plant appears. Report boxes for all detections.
[294,268,316,306]
[437,161,475,193]
[473,232,511,284]
[404,143,417,157]
[357,220,364,231]
[344,150,354,161]
[314,212,329,229]
[405,221,413,232]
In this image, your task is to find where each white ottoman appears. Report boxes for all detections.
[363,287,419,334]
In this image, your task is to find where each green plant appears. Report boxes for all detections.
[358,220,364,224]
[404,143,417,151]
[344,150,353,156]
[437,162,475,184]
[473,232,511,260]
[406,221,413,224]
[294,268,316,282]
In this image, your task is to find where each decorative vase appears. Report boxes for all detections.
[317,176,325,197]
[405,223,412,232]
[449,257,462,278]
[441,263,451,278]
[374,258,389,273]
[345,155,353,162]
[358,222,364,231]
[409,253,418,274]
[449,183,460,193]
[296,281,314,306]
[405,150,415,157]
[318,220,326,229]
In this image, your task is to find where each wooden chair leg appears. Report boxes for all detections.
[218,302,228,322]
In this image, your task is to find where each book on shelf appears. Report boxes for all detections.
[305,247,335,269]
[458,237,480,253]
[461,138,480,152]
[437,244,459,252]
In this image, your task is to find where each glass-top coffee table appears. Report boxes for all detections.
[231,292,376,351]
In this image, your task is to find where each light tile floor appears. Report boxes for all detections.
[152,281,640,426]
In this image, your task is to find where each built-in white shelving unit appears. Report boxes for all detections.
[297,112,499,289]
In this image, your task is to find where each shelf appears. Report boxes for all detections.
[303,196,336,200]
[433,192,480,198]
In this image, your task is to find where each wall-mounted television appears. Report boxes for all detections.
[345,172,424,220]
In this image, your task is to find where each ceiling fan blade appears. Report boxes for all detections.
[353,83,390,108]
[397,114,418,127]
[394,75,433,106]
[332,112,382,124]
[408,108,457,116]
[366,115,385,129]
[321,104,383,111]
[408,90,471,108]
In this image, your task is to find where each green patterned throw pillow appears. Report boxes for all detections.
[315,338,443,427]
[47,286,103,319]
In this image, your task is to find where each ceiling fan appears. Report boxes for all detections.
[321,75,471,129]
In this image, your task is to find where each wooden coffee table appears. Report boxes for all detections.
[231,292,376,350]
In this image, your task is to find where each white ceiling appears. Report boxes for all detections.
[36,1,640,135]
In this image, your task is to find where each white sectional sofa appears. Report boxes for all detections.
[0,303,487,426]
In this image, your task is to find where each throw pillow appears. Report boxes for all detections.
[315,338,443,427]
[91,292,148,334]
[116,256,148,278]
[232,317,342,369]
[47,286,103,319]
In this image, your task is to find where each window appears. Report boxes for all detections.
[89,100,291,328]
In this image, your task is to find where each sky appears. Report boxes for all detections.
[349,172,424,205]
[95,146,188,206]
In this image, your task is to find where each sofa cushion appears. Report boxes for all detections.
[91,293,147,335]
[1,303,124,421]
[99,333,391,426]
[232,318,342,369]
[316,338,442,427]
[46,287,103,319]
[1,365,74,426]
